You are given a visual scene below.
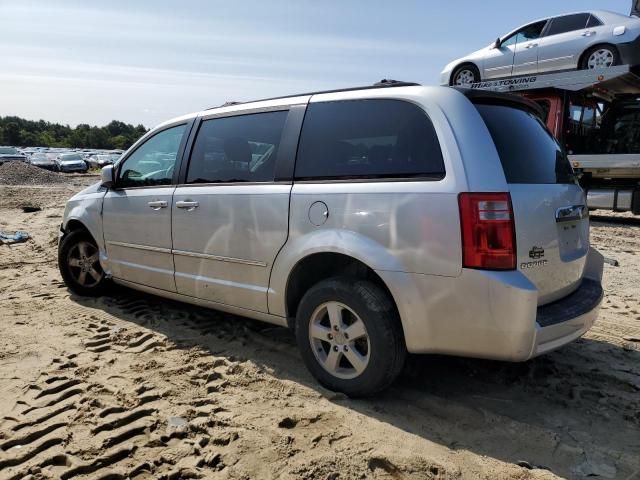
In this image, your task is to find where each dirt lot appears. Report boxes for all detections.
[0,174,639,480]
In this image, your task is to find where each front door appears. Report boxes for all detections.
[511,20,547,76]
[103,124,188,291]
[483,42,517,80]
[172,110,292,313]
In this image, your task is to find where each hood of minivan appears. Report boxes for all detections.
[73,182,105,198]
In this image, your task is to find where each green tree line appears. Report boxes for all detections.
[0,116,148,150]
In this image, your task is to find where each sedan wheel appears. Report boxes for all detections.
[451,64,480,86]
[585,48,617,69]
[309,301,371,380]
[580,45,620,70]
[455,70,476,85]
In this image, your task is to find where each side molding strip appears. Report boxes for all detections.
[107,241,266,267]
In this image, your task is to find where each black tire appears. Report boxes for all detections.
[58,230,109,296]
[295,277,406,397]
[580,45,620,70]
[450,64,480,86]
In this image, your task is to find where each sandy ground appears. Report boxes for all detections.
[0,178,639,480]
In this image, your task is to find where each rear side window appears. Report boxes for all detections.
[295,99,445,181]
[545,13,590,36]
[475,104,575,184]
[187,110,288,184]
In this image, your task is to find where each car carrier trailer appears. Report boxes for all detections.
[465,65,640,215]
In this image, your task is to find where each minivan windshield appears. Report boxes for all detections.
[474,104,575,184]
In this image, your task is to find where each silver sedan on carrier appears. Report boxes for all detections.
[442,3,640,86]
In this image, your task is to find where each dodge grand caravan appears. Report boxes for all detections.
[58,82,604,396]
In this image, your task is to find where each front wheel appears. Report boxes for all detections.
[581,45,619,70]
[295,278,406,397]
[58,230,109,296]
[451,64,480,86]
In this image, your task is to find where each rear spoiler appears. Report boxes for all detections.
[455,87,545,119]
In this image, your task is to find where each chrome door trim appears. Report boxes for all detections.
[171,249,267,267]
[106,241,172,254]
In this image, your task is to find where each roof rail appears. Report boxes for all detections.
[205,80,421,111]
[373,79,420,87]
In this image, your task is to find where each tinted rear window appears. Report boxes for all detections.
[295,99,445,180]
[475,104,575,184]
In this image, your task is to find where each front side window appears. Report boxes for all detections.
[501,21,547,47]
[186,110,288,184]
[117,124,186,188]
[294,99,445,181]
[545,13,590,36]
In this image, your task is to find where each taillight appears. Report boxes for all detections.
[458,193,516,270]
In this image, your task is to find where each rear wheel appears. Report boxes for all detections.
[295,278,406,397]
[581,45,619,70]
[58,230,108,296]
[451,64,480,86]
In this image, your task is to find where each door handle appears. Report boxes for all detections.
[525,43,538,49]
[175,200,199,210]
[581,31,593,36]
[147,200,168,210]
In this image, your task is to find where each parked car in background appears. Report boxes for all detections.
[86,154,116,169]
[58,82,604,396]
[56,153,88,173]
[29,152,58,171]
[442,5,640,85]
[0,146,27,164]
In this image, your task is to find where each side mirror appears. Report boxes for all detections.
[492,38,501,49]
[100,165,114,188]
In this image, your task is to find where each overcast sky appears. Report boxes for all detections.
[0,0,632,128]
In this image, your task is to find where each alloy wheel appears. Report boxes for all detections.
[454,69,476,86]
[67,241,103,288]
[308,301,371,380]
[587,49,615,69]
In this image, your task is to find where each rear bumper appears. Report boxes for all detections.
[377,247,604,361]
[532,277,603,357]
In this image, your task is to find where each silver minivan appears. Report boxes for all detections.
[58,83,604,396]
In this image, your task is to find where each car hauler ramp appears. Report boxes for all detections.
[466,65,640,98]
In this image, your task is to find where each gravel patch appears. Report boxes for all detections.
[0,161,67,185]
